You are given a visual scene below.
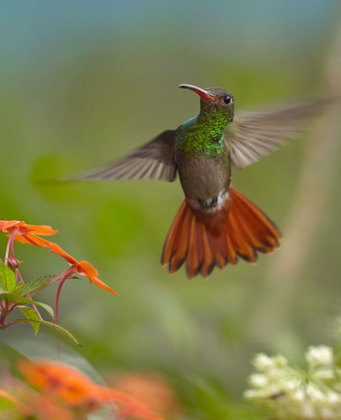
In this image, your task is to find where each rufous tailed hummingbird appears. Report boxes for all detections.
[70,84,330,279]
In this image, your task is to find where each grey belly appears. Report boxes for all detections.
[177,154,231,210]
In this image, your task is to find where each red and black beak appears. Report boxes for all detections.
[179,84,214,99]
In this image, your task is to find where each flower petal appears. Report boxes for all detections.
[50,244,77,265]
[0,220,58,236]
[99,388,165,420]
[15,233,53,248]
[23,224,58,236]
[87,275,118,295]
[50,246,118,295]
[0,220,21,232]
[77,260,98,277]
[18,359,100,407]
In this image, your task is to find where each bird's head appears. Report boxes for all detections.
[179,84,235,122]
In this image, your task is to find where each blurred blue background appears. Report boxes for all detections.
[1,1,341,418]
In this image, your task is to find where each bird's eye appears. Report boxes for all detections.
[223,95,231,105]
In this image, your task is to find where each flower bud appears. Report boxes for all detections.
[305,346,334,367]
[252,353,274,371]
[7,256,19,270]
[249,373,268,388]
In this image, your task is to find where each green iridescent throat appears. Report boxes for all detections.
[177,106,232,158]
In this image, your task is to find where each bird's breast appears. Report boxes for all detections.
[176,150,231,212]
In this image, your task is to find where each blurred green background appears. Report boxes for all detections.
[1,1,341,418]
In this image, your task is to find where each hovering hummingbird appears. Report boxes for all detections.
[71,84,330,279]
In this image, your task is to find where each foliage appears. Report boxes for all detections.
[0,220,117,344]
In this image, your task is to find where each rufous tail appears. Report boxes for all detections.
[161,188,281,279]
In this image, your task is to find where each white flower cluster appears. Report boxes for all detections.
[244,346,341,419]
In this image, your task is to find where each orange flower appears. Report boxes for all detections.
[0,220,57,248]
[26,394,74,420]
[0,219,117,295]
[18,359,165,420]
[113,373,180,418]
[100,388,165,420]
[18,359,103,408]
[50,243,118,295]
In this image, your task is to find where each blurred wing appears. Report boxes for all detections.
[225,99,331,170]
[71,129,177,182]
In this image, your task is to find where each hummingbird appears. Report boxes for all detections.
[71,84,330,279]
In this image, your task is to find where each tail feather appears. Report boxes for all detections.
[186,217,202,278]
[169,205,191,273]
[162,200,187,266]
[226,235,238,265]
[214,235,226,269]
[224,221,238,265]
[161,187,282,279]
[201,226,218,275]
[229,210,257,263]
[232,190,280,249]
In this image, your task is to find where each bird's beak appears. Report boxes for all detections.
[179,84,214,99]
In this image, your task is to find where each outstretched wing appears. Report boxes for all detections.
[70,129,177,182]
[225,99,332,170]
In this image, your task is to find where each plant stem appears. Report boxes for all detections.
[0,298,9,326]
[4,230,17,264]
[55,272,74,326]
[55,268,76,353]
[0,310,7,326]
[4,239,10,264]
[47,267,75,288]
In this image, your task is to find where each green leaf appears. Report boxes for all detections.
[15,297,54,319]
[11,318,80,345]
[0,290,16,298]
[19,307,40,335]
[20,274,56,296]
[0,263,16,292]
[15,284,23,294]
[0,290,19,305]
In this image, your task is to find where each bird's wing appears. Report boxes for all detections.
[69,129,177,182]
[225,99,331,170]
